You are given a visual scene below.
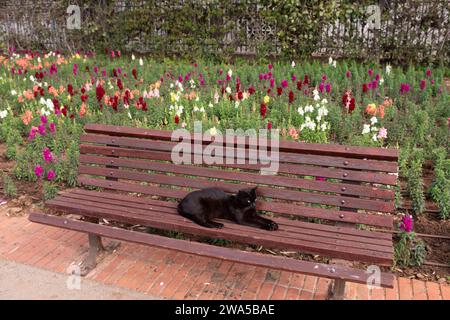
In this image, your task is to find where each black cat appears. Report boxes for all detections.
[177,187,278,231]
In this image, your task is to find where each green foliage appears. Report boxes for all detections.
[42,181,58,201]
[394,232,427,268]
[429,148,450,220]
[2,174,17,198]
[407,149,426,215]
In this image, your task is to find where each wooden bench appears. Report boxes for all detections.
[29,123,399,299]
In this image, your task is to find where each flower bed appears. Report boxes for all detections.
[0,50,449,280]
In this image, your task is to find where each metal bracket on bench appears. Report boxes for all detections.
[328,279,346,300]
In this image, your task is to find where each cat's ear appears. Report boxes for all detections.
[251,186,257,196]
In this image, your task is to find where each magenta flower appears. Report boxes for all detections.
[420,80,426,90]
[319,82,325,93]
[426,69,431,77]
[346,71,351,78]
[93,66,98,74]
[270,78,275,88]
[292,75,297,82]
[102,69,106,77]
[38,124,46,136]
[43,148,53,163]
[325,83,331,93]
[40,115,47,124]
[72,64,78,76]
[281,79,288,88]
[368,69,373,76]
[49,122,56,133]
[315,177,326,182]
[28,127,38,141]
[399,215,413,233]
[34,165,44,178]
[322,74,327,81]
[259,73,264,81]
[268,64,273,70]
[47,170,56,181]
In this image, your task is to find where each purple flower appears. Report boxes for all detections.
[38,124,46,136]
[325,83,331,93]
[371,80,378,89]
[34,165,44,178]
[49,122,56,133]
[178,75,183,83]
[40,115,47,124]
[73,64,78,76]
[291,75,297,82]
[43,147,53,163]
[47,170,56,181]
[399,215,413,233]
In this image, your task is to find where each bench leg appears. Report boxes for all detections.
[80,234,104,276]
[328,279,346,300]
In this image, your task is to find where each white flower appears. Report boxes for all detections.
[316,115,322,122]
[29,75,35,82]
[305,105,314,113]
[321,122,328,131]
[139,58,144,66]
[200,107,205,113]
[128,111,132,119]
[370,116,378,125]
[386,64,391,75]
[234,101,240,108]
[313,89,320,101]
[208,102,214,108]
[371,126,379,132]
[362,124,371,134]
[372,134,378,141]
[379,78,384,85]
[328,57,333,65]
[10,89,17,96]
[297,107,304,116]
[193,106,199,112]
[225,86,231,94]
[132,54,135,60]
[37,57,41,63]
[170,83,174,89]
[209,127,217,136]
[227,69,232,77]
[291,61,296,68]
[332,60,337,68]
[0,110,7,119]
[40,107,51,116]
[321,98,328,105]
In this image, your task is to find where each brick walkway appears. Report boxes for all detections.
[0,214,448,300]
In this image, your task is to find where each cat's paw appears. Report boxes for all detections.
[211,222,224,229]
[265,221,279,231]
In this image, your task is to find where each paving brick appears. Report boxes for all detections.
[165,255,204,299]
[355,283,370,300]
[285,287,300,300]
[385,277,399,300]
[271,285,288,300]
[289,273,305,290]
[398,278,413,300]
[313,278,331,300]
[426,281,442,300]
[412,279,428,300]
[439,283,450,300]
[239,267,267,300]
[370,287,386,300]
[256,282,275,300]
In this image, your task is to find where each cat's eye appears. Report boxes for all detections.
[247,200,251,203]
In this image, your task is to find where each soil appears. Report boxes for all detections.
[0,143,448,284]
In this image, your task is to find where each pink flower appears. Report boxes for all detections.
[72,64,78,76]
[346,71,351,78]
[281,79,288,88]
[43,148,53,163]
[377,127,387,139]
[426,69,431,77]
[28,126,38,141]
[368,69,373,76]
[319,82,325,93]
[325,83,331,93]
[38,124,46,136]
[47,170,56,181]
[268,64,273,70]
[399,215,413,233]
[34,165,44,178]
[40,115,47,124]
[49,122,56,133]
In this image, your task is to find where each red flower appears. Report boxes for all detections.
[174,115,180,124]
[267,121,272,129]
[132,68,137,80]
[68,84,74,96]
[362,83,368,93]
[296,80,302,91]
[81,94,88,102]
[236,82,241,92]
[113,68,118,78]
[288,90,294,104]
[237,91,243,100]
[117,78,123,91]
[303,75,309,85]
[248,86,255,95]
[96,84,105,103]
[277,87,283,96]
[228,94,233,101]
[260,103,267,118]
[81,87,86,94]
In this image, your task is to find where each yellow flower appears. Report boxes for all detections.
[170,92,177,103]
[263,95,270,104]
[67,95,72,101]
[209,127,217,136]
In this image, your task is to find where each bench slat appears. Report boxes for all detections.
[80,134,398,173]
[79,154,395,200]
[63,189,393,236]
[58,190,393,247]
[84,123,399,161]
[80,144,398,185]
[78,166,395,213]
[29,211,395,288]
[45,197,393,265]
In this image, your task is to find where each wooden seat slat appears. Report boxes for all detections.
[80,134,398,173]
[78,165,395,212]
[29,212,395,288]
[84,123,399,161]
[80,144,398,185]
[45,197,393,265]
[57,190,393,247]
[64,189,393,238]
[79,154,395,200]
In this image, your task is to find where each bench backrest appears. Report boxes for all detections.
[78,124,398,229]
